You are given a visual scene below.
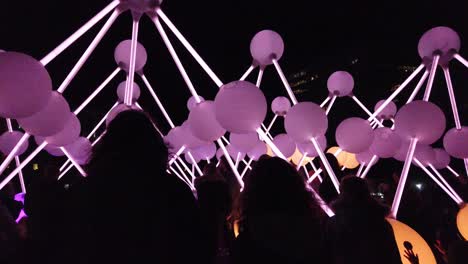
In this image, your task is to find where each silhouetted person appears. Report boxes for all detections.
[195,163,234,264]
[70,110,206,264]
[233,156,328,264]
[448,240,468,264]
[23,161,70,264]
[325,175,402,264]
[318,153,344,203]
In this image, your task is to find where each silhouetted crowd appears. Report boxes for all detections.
[0,110,467,264]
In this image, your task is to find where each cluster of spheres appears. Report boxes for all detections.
[0,3,467,263]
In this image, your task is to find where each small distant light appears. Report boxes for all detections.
[33,163,39,171]
[415,183,423,190]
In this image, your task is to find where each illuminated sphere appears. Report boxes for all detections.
[181,121,210,149]
[214,81,267,134]
[327,71,354,97]
[290,148,312,166]
[327,146,349,167]
[187,95,205,111]
[227,144,246,160]
[116,81,141,103]
[164,126,185,151]
[106,104,139,127]
[18,92,71,137]
[296,135,327,157]
[273,133,296,158]
[121,0,163,13]
[114,40,148,72]
[0,131,29,156]
[188,101,226,141]
[394,142,429,162]
[44,145,65,157]
[432,148,450,169]
[190,142,217,160]
[216,148,224,160]
[336,117,374,153]
[413,144,435,167]
[284,102,328,143]
[230,132,259,153]
[418,26,460,66]
[271,96,291,116]
[374,100,397,120]
[65,137,92,165]
[250,30,284,66]
[457,205,468,240]
[0,52,53,119]
[443,127,468,159]
[184,152,200,165]
[387,218,437,264]
[343,153,360,169]
[369,127,401,158]
[247,142,267,161]
[44,114,81,147]
[394,101,445,144]
[356,150,379,166]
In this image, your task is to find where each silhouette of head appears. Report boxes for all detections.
[87,110,168,177]
[241,156,320,216]
[339,175,371,201]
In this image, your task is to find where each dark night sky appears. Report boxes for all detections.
[1,1,468,184]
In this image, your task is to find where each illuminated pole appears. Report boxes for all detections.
[325,95,337,115]
[272,59,298,105]
[422,54,440,101]
[240,65,255,81]
[155,9,224,87]
[56,9,121,93]
[311,137,340,193]
[391,138,418,218]
[125,15,140,106]
[369,64,424,122]
[40,1,119,65]
[406,70,429,103]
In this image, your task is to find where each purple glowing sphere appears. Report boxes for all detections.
[64,137,92,165]
[443,127,468,159]
[0,52,53,119]
[247,142,267,161]
[117,81,141,103]
[356,150,379,166]
[296,135,327,157]
[418,26,460,66]
[188,101,226,142]
[250,30,284,66]
[190,142,217,161]
[0,131,29,156]
[114,40,148,72]
[394,101,445,144]
[165,126,185,151]
[271,96,291,116]
[227,144,246,161]
[413,144,435,167]
[230,132,260,153]
[432,148,451,169]
[44,114,81,147]
[214,81,267,134]
[18,92,71,137]
[327,71,354,97]
[369,127,401,158]
[180,121,211,149]
[374,100,397,120]
[121,0,163,13]
[336,117,374,153]
[186,95,205,111]
[284,102,328,143]
[273,133,296,158]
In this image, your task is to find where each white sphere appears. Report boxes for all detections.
[327,71,354,97]
[250,30,284,66]
[117,81,141,103]
[418,26,460,66]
